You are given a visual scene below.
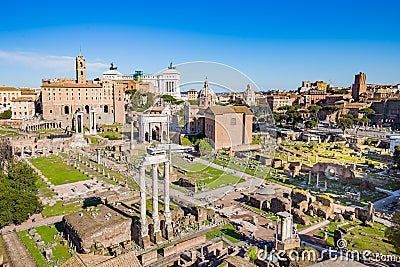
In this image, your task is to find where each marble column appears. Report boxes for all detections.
[316,173,319,188]
[89,109,96,135]
[281,217,287,241]
[164,161,173,239]
[139,166,150,247]
[130,121,134,150]
[97,149,101,164]
[151,164,162,243]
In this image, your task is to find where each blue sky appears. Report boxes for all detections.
[0,0,399,91]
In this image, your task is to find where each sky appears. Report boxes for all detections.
[0,0,399,91]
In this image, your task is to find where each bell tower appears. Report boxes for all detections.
[76,53,86,84]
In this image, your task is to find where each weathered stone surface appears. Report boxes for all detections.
[309,195,334,219]
[334,213,345,223]
[291,189,311,212]
[292,208,311,226]
[270,197,291,213]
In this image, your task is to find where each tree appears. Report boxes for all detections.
[308,105,322,117]
[322,105,340,126]
[359,108,375,116]
[0,139,13,169]
[0,109,12,119]
[0,161,42,227]
[393,145,400,170]
[198,139,212,156]
[276,105,303,129]
[337,117,354,134]
[305,117,319,129]
[180,136,192,146]
[386,211,400,253]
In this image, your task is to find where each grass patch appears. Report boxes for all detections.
[18,224,71,267]
[88,136,99,145]
[206,224,242,243]
[316,221,396,255]
[240,203,277,221]
[42,201,83,218]
[30,156,89,185]
[18,231,46,266]
[36,179,56,198]
[101,131,124,140]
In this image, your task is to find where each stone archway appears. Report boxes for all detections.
[162,131,167,142]
[152,126,160,141]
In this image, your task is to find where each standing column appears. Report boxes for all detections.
[130,121,134,150]
[151,164,162,243]
[281,217,287,241]
[316,173,320,188]
[139,165,150,248]
[164,160,173,240]
[97,149,101,164]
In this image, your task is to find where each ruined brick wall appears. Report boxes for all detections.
[163,235,206,257]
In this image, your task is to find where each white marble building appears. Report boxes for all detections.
[142,63,181,98]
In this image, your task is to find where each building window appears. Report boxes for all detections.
[230,118,236,125]
[104,105,109,113]
[85,105,90,114]
[50,110,53,114]
[64,106,70,114]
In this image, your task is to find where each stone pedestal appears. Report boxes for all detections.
[140,234,150,248]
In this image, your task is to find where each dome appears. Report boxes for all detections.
[257,187,276,195]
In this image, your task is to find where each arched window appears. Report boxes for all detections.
[64,106,70,114]
[85,105,90,114]
[104,105,109,113]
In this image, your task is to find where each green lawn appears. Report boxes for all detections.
[18,224,71,267]
[198,172,245,190]
[42,201,83,218]
[101,131,124,140]
[206,224,242,243]
[316,221,396,255]
[36,178,56,198]
[172,157,246,190]
[30,156,90,185]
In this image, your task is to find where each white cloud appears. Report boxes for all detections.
[0,51,108,72]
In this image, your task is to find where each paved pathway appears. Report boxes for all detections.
[2,233,37,267]
[298,220,331,235]
[0,215,63,235]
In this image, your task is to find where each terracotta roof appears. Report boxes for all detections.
[12,97,34,102]
[205,105,253,115]
[231,105,253,115]
[61,251,141,267]
[41,82,102,88]
[0,86,19,91]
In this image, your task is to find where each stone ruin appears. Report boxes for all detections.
[247,187,335,226]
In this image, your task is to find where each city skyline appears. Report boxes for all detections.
[0,0,399,90]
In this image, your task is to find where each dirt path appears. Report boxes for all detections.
[2,233,37,267]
